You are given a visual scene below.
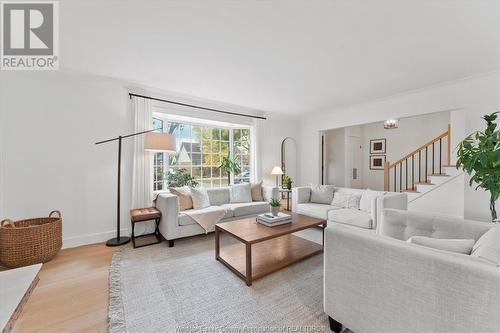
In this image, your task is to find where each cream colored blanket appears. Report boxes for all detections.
[183,206,226,233]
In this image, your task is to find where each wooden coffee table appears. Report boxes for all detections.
[215,213,326,286]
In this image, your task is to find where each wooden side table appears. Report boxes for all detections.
[130,207,162,248]
[279,189,292,211]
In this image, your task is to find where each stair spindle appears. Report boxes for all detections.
[412,155,414,190]
[425,147,428,183]
[394,167,397,192]
[418,151,421,183]
[432,142,435,174]
[405,159,408,190]
[439,138,442,174]
[399,163,402,192]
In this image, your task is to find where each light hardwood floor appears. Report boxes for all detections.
[12,243,115,333]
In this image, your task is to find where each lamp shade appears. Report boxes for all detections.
[270,166,284,175]
[144,132,176,152]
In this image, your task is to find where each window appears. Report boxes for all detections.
[152,117,252,190]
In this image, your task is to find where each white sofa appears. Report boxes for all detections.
[324,209,500,333]
[291,186,407,231]
[155,185,278,246]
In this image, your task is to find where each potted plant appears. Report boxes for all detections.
[269,198,281,216]
[283,175,293,190]
[456,112,499,222]
[218,156,241,185]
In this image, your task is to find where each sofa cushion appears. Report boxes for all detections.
[407,236,475,255]
[310,184,335,204]
[250,181,264,201]
[328,208,372,229]
[221,201,269,217]
[331,192,361,209]
[207,187,230,206]
[168,186,193,211]
[359,189,383,213]
[230,183,252,203]
[471,226,500,266]
[178,207,233,226]
[190,187,211,209]
[296,203,339,220]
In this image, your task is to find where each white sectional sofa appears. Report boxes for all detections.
[324,209,500,333]
[291,185,407,231]
[156,185,278,246]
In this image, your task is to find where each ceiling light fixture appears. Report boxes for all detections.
[384,119,399,129]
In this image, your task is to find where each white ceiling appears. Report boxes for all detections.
[60,0,500,114]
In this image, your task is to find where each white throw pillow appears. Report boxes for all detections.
[190,187,210,209]
[230,183,252,203]
[471,226,500,266]
[407,236,475,255]
[310,184,335,204]
[331,192,360,209]
[359,189,381,213]
[250,181,264,201]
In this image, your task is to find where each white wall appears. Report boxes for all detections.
[324,128,346,186]
[299,71,500,222]
[257,113,300,187]
[0,71,298,247]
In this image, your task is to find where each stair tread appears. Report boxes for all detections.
[443,164,456,167]
[429,173,449,176]
[403,189,420,193]
[415,181,434,185]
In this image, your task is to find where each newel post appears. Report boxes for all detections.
[384,161,390,191]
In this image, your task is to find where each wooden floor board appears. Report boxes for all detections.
[11,243,115,333]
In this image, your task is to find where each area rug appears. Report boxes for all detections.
[108,230,331,333]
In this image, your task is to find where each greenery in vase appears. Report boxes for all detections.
[269,198,281,207]
[166,168,199,188]
[283,175,293,189]
[456,112,499,222]
[218,156,241,185]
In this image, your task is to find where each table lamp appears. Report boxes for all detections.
[271,166,284,187]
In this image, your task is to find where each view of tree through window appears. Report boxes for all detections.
[152,118,251,191]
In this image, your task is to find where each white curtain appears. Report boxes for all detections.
[131,97,153,209]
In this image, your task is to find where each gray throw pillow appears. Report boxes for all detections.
[407,236,475,255]
[471,226,500,266]
[310,184,335,204]
[230,183,252,203]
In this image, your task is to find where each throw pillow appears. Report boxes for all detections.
[250,181,264,201]
[331,192,361,209]
[407,236,475,255]
[471,226,500,266]
[359,189,381,213]
[169,186,193,211]
[190,187,210,209]
[230,183,252,203]
[310,184,335,204]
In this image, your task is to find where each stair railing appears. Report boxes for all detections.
[384,124,451,192]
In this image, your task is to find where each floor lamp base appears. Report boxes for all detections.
[106,236,131,247]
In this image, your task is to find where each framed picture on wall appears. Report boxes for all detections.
[370,155,386,170]
[370,138,386,154]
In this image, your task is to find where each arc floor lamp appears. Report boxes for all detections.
[95,129,176,246]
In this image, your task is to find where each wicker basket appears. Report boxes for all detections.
[0,210,62,268]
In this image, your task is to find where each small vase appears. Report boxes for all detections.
[271,206,279,216]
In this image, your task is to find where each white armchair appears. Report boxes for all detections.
[324,209,500,333]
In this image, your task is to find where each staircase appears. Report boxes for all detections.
[384,124,462,202]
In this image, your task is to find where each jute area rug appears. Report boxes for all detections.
[109,229,349,333]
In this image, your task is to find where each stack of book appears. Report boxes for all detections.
[256,212,292,227]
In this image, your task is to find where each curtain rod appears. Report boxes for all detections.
[129,93,267,120]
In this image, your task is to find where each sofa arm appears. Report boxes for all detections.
[291,186,311,212]
[374,193,407,231]
[379,208,493,241]
[154,192,179,240]
[324,225,500,333]
[262,186,279,202]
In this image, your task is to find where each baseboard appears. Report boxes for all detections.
[62,228,129,249]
